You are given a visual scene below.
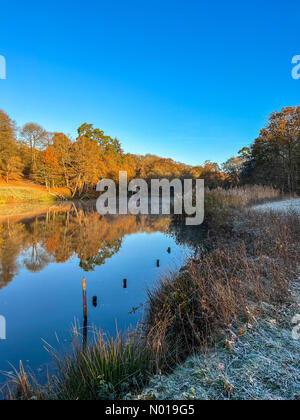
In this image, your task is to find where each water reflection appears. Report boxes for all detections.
[0,202,179,289]
[0,202,200,380]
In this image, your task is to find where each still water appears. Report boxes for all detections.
[0,202,196,383]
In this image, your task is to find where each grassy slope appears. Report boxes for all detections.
[0,181,70,204]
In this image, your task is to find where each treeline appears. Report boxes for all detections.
[0,106,299,195]
[0,110,225,196]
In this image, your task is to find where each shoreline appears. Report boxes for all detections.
[0,187,297,223]
[0,201,74,223]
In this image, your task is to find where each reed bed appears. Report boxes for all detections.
[206,185,281,208]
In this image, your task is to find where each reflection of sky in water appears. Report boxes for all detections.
[0,210,193,383]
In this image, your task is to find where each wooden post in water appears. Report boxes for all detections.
[82,278,88,350]
[156,259,160,267]
[82,278,87,320]
[167,247,171,254]
[123,279,127,289]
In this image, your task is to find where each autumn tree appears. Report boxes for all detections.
[222,156,246,186]
[20,122,48,171]
[0,110,23,182]
[195,161,225,188]
[35,146,62,188]
[249,106,300,193]
[52,133,72,188]
[77,123,123,154]
[69,136,106,197]
[131,154,195,183]
[2,156,23,183]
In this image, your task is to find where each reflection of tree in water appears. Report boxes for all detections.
[0,206,172,289]
[0,223,25,288]
[21,217,54,273]
[79,239,122,271]
[23,243,53,273]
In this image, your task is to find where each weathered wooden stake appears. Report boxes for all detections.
[82,278,87,350]
[82,278,87,321]
[156,259,160,267]
[92,296,98,307]
[167,247,171,254]
[123,279,127,289]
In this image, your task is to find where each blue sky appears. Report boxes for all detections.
[0,0,299,165]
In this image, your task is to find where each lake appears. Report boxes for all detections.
[0,202,197,385]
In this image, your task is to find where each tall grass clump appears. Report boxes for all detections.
[3,361,44,401]
[46,331,159,400]
[4,331,160,400]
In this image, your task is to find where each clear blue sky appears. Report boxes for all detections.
[0,0,299,165]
